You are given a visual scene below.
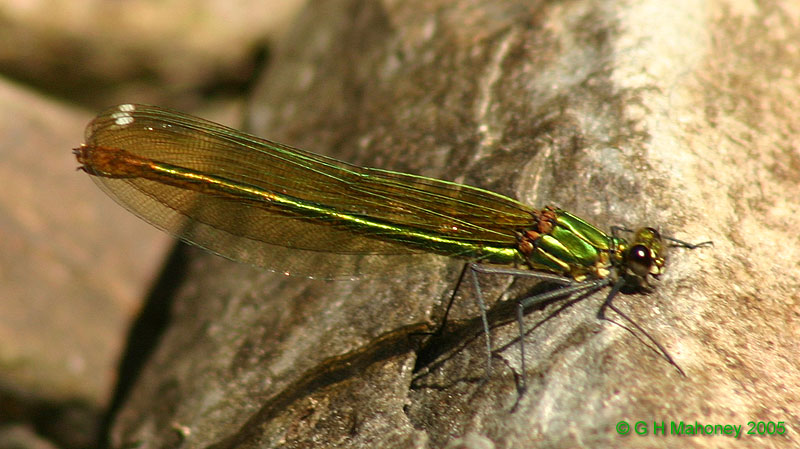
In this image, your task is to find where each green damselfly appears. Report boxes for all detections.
[74,104,710,386]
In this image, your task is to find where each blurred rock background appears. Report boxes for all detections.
[0,1,303,447]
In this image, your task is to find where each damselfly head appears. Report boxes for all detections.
[622,227,667,289]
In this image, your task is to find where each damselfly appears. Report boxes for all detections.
[74,104,710,386]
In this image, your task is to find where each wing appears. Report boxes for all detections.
[78,104,535,278]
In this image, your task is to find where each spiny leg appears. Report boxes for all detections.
[468,264,574,380]
[598,278,686,376]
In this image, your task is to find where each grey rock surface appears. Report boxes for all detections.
[110,1,800,448]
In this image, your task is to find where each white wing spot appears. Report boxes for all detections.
[111,104,136,126]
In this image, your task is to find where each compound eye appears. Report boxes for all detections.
[628,244,653,278]
[642,227,661,239]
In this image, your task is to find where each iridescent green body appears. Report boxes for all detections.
[73,104,668,289]
[520,209,619,278]
[74,104,714,381]
[521,211,667,288]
